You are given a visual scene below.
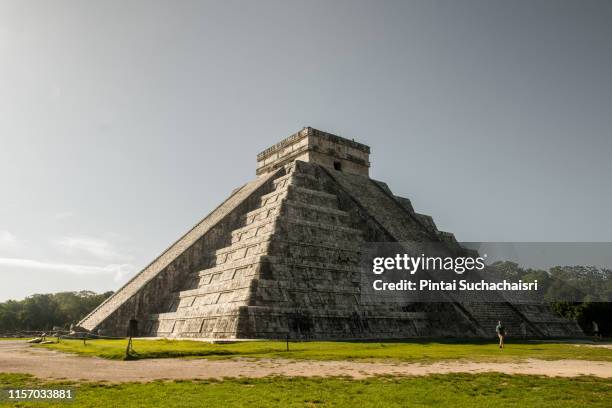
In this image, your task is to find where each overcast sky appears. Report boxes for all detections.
[1,0,611,301]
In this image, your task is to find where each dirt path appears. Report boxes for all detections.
[0,341,610,382]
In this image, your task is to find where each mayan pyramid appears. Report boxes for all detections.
[78,128,582,339]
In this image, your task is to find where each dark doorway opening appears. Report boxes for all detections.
[333,161,342,171]
[128,319,139,337]
[289,312,313,337]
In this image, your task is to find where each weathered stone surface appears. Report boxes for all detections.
[79,128,583,339]
[78,169,281,335]
[256,127,370,176]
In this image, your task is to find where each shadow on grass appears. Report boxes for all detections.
[295,337,608,346]
[123,349,240,361]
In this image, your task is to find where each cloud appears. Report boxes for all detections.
[54,211,75,220]
[0,230,20,251]
[53,235,131,261]
[0,257,135,283]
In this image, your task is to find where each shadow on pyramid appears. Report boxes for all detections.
[78,128,583,340]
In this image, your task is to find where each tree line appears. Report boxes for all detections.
[490,262,611,336]
[0,291,113,333]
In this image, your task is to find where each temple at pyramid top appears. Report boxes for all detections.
[256,127,371,176]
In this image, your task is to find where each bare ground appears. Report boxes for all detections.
[0,341,610,382]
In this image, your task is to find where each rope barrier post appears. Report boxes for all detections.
[125,336,133,359]
[286,333,289,352]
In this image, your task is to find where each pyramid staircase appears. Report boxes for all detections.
[145,161,484,339]
[81,128,583,339]
[146,162,361,338]
[321,166,583,339]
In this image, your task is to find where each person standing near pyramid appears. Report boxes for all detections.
[496,321,506,349]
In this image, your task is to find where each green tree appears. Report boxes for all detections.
[0,291,112,333]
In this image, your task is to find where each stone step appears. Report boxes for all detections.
[198,255,262,277]
[261,185,335,206]
[151,315,240,337]
[286,185,338,208]
[196,269,256,292]
[176,287,253,308]
[236,206,356,242]
[512,304,583,337]
[180,276,363,307]
[514,304,572,323]
[199,255,359,273]
[258,184,339,210]
[273,217,363,242]
[271,172,294,188]
[263,255,358,272]
[212,229,361,268]
[196,255,361,282]
[243,175,337,227]
[242,200,283,226]
[204,230,363,272]
[237,305,430,319]
[267,240,362,265]
[179,279,255,299]
[258,259,361,283]
[253,287,359,307]
[273,171,320,190]
[213,237,272,267]
[258,188,289,208]
[287,159,321,178]
[150,302,465,339]
[461,302,531,335]
[281,200,350,226]
[220,215,363,258]
[255,278,360,293]
[230,217,276,243]
[154,304,435,329]
[243,199,351,230]
[155,303,245,320]
[290,174,327,191]
[270,233,363,253]
[150,317,224,337]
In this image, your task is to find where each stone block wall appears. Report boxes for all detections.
[82,151,583,339]
[79,170,281,336]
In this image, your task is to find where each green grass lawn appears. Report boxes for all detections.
[34,338,612,362]
[0,372,610,407]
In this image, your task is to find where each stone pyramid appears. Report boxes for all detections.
[79,128,582,339]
